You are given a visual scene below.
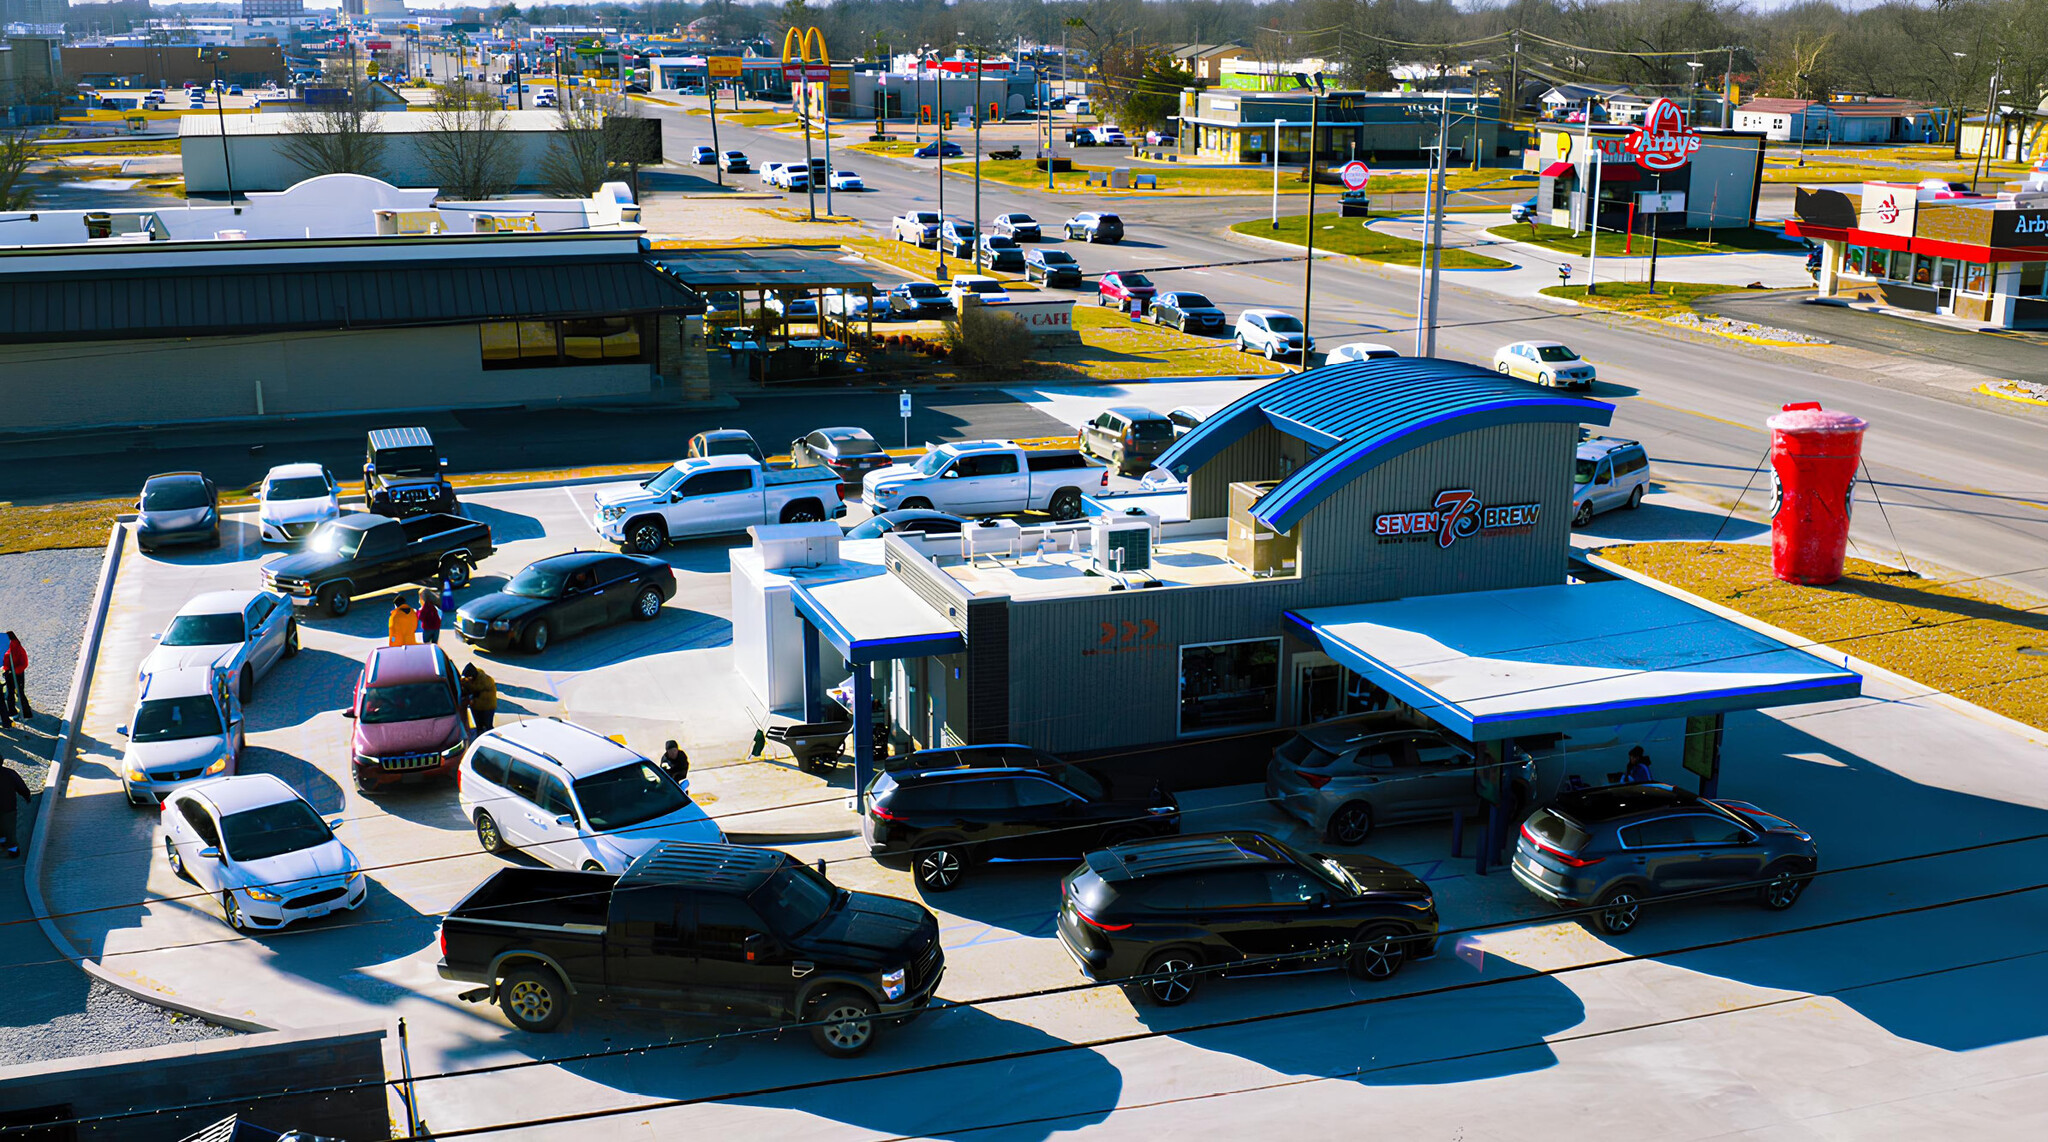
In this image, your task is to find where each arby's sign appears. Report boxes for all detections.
[1625,98,1701,171]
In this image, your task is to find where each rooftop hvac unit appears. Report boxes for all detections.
[1091,510,1155,577]
[1227,480,1296,578]
[753,521,843,570]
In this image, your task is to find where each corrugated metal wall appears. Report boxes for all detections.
[1188,422,1289,519]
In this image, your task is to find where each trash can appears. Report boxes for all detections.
[1766,402,1868,586]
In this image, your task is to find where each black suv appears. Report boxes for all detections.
[365,426,457,517]
[1514,784,1819,935]
[1058,833,1438,1006]
[438,842,943,1056]
[865,766,1179,892]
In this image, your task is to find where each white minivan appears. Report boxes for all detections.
[458,718,724,873]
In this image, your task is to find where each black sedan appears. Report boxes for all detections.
[454,552,674,654]
[978,235,1025,272]
[914,141,964,159]
[792,427,893,483]
[135,471,220,553]
[1059,832,1438,1006]
[845,509,967,540]
[1152,291,1228,335]
[687,429,764,463]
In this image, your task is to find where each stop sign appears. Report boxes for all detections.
[1341,160,1370,190]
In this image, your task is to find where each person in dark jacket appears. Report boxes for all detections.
[2,631,25,723]
[658,740,690,784]
[418,590,443,646]
[1622,746,1654,785]
[460,663,497,732]
[0,761,31,857]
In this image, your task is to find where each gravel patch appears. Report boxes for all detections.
[1660,311,1832,344]
[0,545,239,1067]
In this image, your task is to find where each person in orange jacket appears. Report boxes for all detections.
[388,596,420,646]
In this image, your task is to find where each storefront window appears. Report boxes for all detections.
[1867,247,1890,278]
[481,317,651,370]
[2021,262,2047,297]
[1179,639,1280,734]
[1913,254,1935,286]
[1964,262,1991,295]
[1843,245,1866,276]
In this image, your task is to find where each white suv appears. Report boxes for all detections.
[760,161,789,186]
[1234,308,1313,361]
[458,718,724,873]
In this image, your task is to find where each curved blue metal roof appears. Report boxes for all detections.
[1153,358,1613,532]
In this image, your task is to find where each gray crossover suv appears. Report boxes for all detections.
[1266,714,1535,845]
[1513,783,1818,935]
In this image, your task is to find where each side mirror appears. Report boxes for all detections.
[554,813,576,827]
[326,818,344,831]
[198,847,221,860]
[341,709,356,718]
[116,725,129,737]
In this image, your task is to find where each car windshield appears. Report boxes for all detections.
[965,280,1002,293]
[162,612,243,646]
[1008,215,1036,224]
[701,436,755,457]
[1536,345,1580,362]
[904,283,941,297]
[1264,315,1304,333]
[505,563,572,599]
[132,695,222,742]
[644,462,694,497]
[1575,458,1598,486]
[910,449,953,476]
[266,476,330,500]
[222,799,331,863]
[307,522,362,558]
[1055,767,1108,800]
[575,761,692,832]
[374,445,438,476]
[1040,252,1076,265]
[750,863,839,936]
[1119,273,1153,288]
[143,481,209,511]
[1171,293,1214,308]
[359,680,454,724]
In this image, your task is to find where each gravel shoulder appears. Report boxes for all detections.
[0,545,237,1066]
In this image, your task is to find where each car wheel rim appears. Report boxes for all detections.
[1575,504,1593,526]
[638,591,661,618]
[1603,894,1639,931]
[821,1005,872,1049]
[533,626,548,651]
[1148,958,1195,1003]
[166,838,181,873]
[507,981,553,1023]
[1332,806,1368,844]
[919,851,960,888]
[1766,875,1801,908]
[224,895,242,929]
[478,815,499,851]
[1357,938,1402,979]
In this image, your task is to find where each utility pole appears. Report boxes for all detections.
[972,43,984,272]
[1299,73,1323,368]
[1723,46,1734,129]
[933,49,948,281]
[1270,119,1285,228]
[822,58,834,217]
[1425,92,1449,354]
[201,47,236,205]
[800,65,817,219]
[706,60,722,185]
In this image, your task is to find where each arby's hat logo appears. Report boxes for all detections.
[1875,194,1901,224]
[1624,98,1701,171]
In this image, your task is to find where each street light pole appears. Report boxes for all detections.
[973,42,984,272]
[1298,73,1323,367]
[1270,118,1285,228]
[202,47,236,205]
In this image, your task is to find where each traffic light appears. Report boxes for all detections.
[943,111,953,130]
[990,101,999,121]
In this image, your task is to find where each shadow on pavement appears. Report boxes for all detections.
[245,647,359,734]
[243,744,347,817]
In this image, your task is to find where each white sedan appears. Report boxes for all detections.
[1492,340,1597,389]
[1324,342,1402,364]
[163,773,367,931]
[828,169,864,191]
[257,462,340,543]
[139,589,296,701]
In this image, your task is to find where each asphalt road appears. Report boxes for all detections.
[1700,290,2048,375]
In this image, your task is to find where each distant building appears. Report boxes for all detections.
[0,0,68,27]
[1735,96,1934,144]
[0,32,62,127]
[1526,123,1764,232]
[1180,87,1508,164]
[242,0,303,16]
[180,109,621,193]
[1159,43,1243,84]
[64,45,288,88]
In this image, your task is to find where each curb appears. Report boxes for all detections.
[1977,381,2048,408]
[726,829,859,845]
[1584,550,2048,749]
[21,523,274,1033]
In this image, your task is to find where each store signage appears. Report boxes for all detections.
[1341,161,1370,190]
[1636,190,1686,214]
[708,56,742,77]
[1555,132,1629,164]
[1857,182,1918,237]
[1624,98,1700,171]
[1374,489,1542,549]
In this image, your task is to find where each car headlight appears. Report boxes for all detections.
[874,486,900,499]
[489,620,511,631]
[204,756,229,776]
[881,967,907,1001]
[124,765,146,782]
[599,505,626,522]
[243,885,284,903]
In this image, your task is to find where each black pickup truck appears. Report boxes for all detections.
[436,843,944,1057]
[261,512,494,617]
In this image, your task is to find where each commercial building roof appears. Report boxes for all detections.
[177,109,578,138]
[793,574,964,665]
[653,249,883,291]
[1287,579,1863,740]
[0,253,700,343]
[1155,359,1613,532]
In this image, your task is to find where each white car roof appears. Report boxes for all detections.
[952,275,1001,286]
[1334,342,1399,356]
[182,772,299,814]
[1240,308,1293,320]
[1515,340,1570,349]
[141,664,221,700]
[264,462,326,481]
[181,589,259,616]
[488,718,649,777]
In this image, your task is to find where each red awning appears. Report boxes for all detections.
[1596,162,1642,183]
[1539,161,1574,178]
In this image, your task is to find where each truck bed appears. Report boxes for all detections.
[447,868,616,931]
[764,466,843,487]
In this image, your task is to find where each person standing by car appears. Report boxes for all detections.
[1622,746,1654,784]
[418,588,443,646]
[388,595,419,647]
[0,760,31,857]
[0,630,15,729]
[659,740,690,784]
[3,632,26,723]
[460,663,497,732]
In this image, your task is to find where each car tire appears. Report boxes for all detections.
[1234,337,1246,353]
[913,838,967,892]
[1326,801,1373,846]
[321,583,352,617]
[1264,342,1278,361]
[166,837,192,882]
[1591,886,1643,935]
[780,501,824,524]
[1495,362,1511,375]
[1178,317,1189,332]
[627,519,667,555]
[901,497,933,512]
[238,664,254,703]
[1135,950,1201,1007]
[352,766,378,796]
[1346,926,1409,981]
[523,621,550,654]
[1759,863,1810,911]
[1573,501,1594,528]
[634,586,663,621]
[441,557,472,589]
[283,619,299,658]
[475,810,506,854]
[500,968,569,1033]
[806,989,879,1058]
[221,892,247,932]
[206,529,222,549]
[1626,485,1645,510]
[1048,488,1084,521]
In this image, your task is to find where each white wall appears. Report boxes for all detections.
[182,125,569,192]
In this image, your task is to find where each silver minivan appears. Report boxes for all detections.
[1572,437,1651,526]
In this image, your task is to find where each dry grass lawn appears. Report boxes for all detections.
[1601,541,2048,732]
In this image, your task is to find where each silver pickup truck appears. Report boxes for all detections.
[593,455,845,553]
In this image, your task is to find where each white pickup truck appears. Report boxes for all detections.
[892,210,943,247]
[862,440,1104,520]
[594,455,846,553]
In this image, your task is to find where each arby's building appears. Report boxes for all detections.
[1528,99,1766,233]
[1789,178,2048,328]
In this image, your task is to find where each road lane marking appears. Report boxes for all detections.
[564,486,598,532]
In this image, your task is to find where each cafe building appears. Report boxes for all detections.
[735,361,1862,810]
[1789,180,2048,327]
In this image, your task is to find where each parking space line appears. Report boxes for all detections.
[563,486,597,532]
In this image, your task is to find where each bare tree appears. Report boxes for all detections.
[539,89,647,197]
[0,130,40,210]
[418,79,518,200]
[279,66,389,179]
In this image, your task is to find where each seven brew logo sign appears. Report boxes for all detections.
[1624,98,1701,172]
[1374,489,1543,549]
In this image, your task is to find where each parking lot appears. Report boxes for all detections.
[34,444,2048,1136]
